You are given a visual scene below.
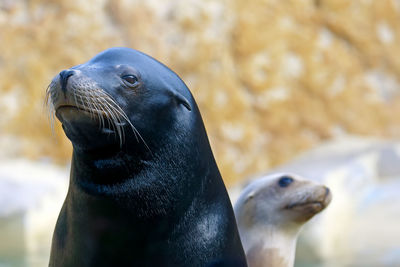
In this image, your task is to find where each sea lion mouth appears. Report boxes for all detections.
[55,104,109,117]
[285,201,324,210]
[284,188,332,212]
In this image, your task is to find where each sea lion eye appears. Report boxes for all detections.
[278,176,293,187]
[122,75,138,86]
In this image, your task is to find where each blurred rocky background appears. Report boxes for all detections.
[1,0,400,266]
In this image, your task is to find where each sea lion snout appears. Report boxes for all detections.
[286,184,332,222]
[46,66,139,148]
[322,186,332,208]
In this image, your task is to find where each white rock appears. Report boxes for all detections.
[0,158,69,267]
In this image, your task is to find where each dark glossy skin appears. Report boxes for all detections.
[48,48,247,267]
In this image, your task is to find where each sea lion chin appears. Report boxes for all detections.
[47,47,247,267]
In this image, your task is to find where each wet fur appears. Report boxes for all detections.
[48,47,247,267]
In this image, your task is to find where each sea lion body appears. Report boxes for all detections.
[47,48,247,267]
[234,173,331,267]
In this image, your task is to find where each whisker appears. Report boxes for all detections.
[100,100,118,134]
[45,82,56,136]
[102,97,151,153]
[45,81,152,153]
[87,89,106,129]
[96,95,125,146]
[101,99,129,142]
[77,89,98,119]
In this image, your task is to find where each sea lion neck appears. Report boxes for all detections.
[67,127,221,222]
[69,116,215,195]
[243,226,298,267]
[70,147,148,185]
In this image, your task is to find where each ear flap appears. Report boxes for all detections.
[244,191,255,204]
[173,91,192,111]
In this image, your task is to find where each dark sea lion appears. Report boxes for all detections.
[46,47,247,267]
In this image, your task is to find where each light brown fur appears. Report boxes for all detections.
[234,173,332,267]
[247,243,288,267]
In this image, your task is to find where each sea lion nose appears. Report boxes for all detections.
[59,69,75,93]
[324,186,330,196]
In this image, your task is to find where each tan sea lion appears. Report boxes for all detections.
[234,173,332,267]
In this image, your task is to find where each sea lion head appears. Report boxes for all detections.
[46,47,193,154]
[234,173,332,232]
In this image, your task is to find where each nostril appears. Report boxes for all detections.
[59,69,75,81]
[324,187,330,196]
[59,70,75,93]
